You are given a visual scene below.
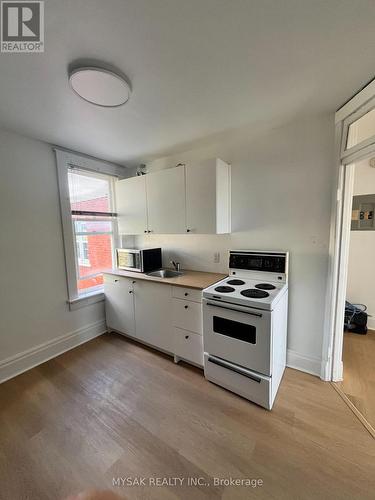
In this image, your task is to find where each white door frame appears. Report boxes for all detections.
[330,162,355,381]
[322,78,375,381]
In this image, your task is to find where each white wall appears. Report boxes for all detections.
[0,114,335,380]
[347,158,375,329]
[135,114,335,375]
[0,129,110,380]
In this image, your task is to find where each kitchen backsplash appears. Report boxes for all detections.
[134,233,230,274]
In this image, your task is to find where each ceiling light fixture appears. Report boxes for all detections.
[69,67,131,108]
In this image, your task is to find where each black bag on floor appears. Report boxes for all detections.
[344,301,368,334]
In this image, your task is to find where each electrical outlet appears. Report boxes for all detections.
[214,252,220,263]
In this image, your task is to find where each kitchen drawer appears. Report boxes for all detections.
[174,328,203,366]
[172,286,202,303]
[204,354,273,410]
[172,298,202,334]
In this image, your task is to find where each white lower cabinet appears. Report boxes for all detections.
[104,274,135,337]
[174,328,203,366]
[104,277,204,367]
[133,280,173,353]
[172,299,202,334]
[172,286,203,366]
[172,286,202,302]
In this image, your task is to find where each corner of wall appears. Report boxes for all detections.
[286,349,322,377]
[0,319,107,384]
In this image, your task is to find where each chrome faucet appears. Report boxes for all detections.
[171,260,181,272]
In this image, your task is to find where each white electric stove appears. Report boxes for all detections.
[202,250,289,410]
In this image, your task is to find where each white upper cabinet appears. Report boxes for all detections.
[185,158,231,234]
[115,159,231,235]
[146,165,186,234]
[115,175,148,235]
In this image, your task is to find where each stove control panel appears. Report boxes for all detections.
[229,251,288,274]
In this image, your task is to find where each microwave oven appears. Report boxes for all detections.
[116,248,162,273]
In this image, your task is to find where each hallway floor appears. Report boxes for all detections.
[337,329,375,432]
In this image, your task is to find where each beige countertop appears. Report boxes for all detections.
[103,268,227,290]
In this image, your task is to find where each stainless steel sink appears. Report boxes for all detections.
[147,269,183,278]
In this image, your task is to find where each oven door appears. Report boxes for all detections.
[203,298,272,376]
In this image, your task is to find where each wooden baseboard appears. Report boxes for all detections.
[0,327,323,385]
[331,382,375,439]
[0,320,107,384]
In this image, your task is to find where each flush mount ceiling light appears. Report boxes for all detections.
[69,67,131,107]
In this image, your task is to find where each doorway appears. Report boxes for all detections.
[334,157,375,433]
[325,81,375,437]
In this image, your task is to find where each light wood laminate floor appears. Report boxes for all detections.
[336,329,375,431]
[0,333,374,500]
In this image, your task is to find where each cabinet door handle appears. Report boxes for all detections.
[144,230,147,233]
[184,305,188,309]
[114,279,119,283]
[185,335,189,339]
[184,292,189,296]
[132,280,136,284]
[129,290,133,294]
[186,229,191,233]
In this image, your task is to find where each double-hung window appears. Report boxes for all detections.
[56,150,124,309]
[68,168,116,296]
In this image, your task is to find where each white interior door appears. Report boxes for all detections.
[116,176,148,235]
[146,166,186,234]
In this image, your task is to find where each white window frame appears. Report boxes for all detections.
[340,96,375,161]
[70,168,118,294]
[76,235,90,267]
[55,148,130,310]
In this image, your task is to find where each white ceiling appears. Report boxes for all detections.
[0,0,375,166]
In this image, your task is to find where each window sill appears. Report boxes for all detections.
[68,291,105,311]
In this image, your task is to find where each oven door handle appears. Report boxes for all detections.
[206,301,263,318]
[207,356,262,383]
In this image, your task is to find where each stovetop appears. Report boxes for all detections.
[203,277,287,311]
